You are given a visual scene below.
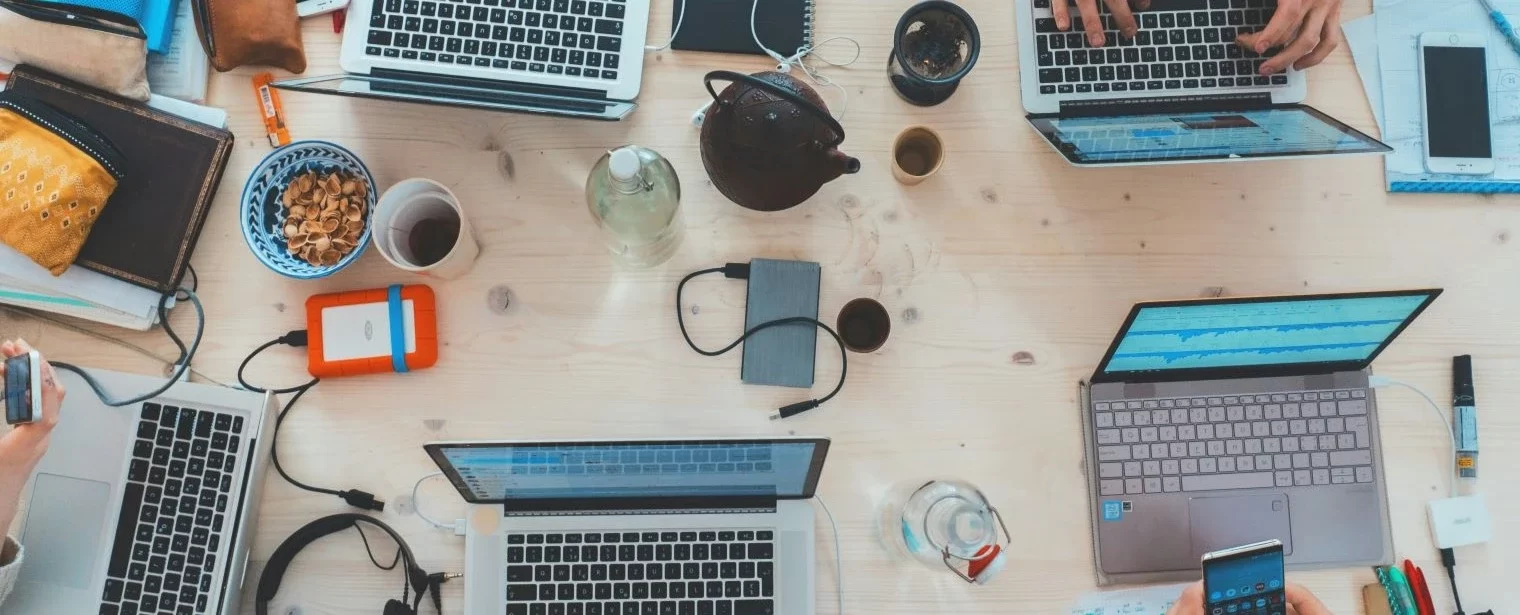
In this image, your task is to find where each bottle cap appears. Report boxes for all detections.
[609,148,642,182]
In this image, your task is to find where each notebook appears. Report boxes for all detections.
[670,0,812,56]
[39,0,178,53]
[5,64,232,294]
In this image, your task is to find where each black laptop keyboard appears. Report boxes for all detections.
[1032,0,1289,95]
[505,530,777,615]
[365,0,626,80]
[100,402,246,615]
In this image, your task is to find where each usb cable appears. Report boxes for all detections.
[676,263,847,420]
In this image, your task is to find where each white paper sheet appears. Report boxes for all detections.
[1069,583,1191,615]
[1372,0,1520,189]
[146,0,211,103]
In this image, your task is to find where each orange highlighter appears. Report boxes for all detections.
[305,284,438,378]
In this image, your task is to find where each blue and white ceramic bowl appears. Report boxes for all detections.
[240,141,377,279]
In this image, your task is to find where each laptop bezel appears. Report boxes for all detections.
[1089,289,1442,384]
[424,437,832,509]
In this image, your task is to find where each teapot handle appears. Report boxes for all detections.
[703,70,845,145]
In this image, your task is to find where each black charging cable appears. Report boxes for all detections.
[52,288,204,407]
[676,263,847,420]
[238,330,384,512]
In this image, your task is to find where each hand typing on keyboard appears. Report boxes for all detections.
[1234,0,1340,75]
[1052,0,1149,47]
[1165,581,1330,615]
[0,340,66,555]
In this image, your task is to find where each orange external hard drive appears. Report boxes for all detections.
[305,284,438,378]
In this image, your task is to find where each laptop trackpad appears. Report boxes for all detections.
[1188,493,1292,559]
[20,474,111,589]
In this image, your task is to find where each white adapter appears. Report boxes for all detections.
[1428,494,1492,549]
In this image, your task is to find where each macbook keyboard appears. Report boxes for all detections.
[1032,0,1288,95]
[364,0,627,80]
[1092,389,1375,495]
[505,530,777,615]
[100,402,246,615]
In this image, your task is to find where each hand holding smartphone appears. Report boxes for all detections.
[3,351,43,426]
[1419,32,1496,175]
[1202,540,1287,615]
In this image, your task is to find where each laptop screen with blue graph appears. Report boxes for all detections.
[1028,105,1390,165]
[1098,291,1439,377]
[428,439,827,503]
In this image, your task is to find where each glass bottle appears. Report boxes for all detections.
[585,146,682,267]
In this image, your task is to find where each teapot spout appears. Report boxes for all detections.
[827,148,862,176]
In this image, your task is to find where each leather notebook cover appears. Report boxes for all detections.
[670,0,811,56]
[6,65,233,294]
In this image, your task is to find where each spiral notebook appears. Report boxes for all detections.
[670,0,812,56]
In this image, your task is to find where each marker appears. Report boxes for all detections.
[1452,355,1478,479]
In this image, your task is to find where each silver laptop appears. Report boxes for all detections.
[274,0,650,119]
[425,437,830,615]
[10,367,276,614]
[1079,289,1441,584]
[1014,0,1391,165]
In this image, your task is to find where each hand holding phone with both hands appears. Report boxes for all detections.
[1166,582,1334,615]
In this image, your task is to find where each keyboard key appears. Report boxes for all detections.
[1182,472,1273,491]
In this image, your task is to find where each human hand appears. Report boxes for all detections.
[1052,0,1152,48]
[1235,0,1343,75]
[0,339,65,477]
[1165,582,1333,615]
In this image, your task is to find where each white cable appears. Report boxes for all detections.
[813,495,844,615]
[1370,376,1458,497]
[412,472,462,532]
[747,0,860,120]
[645,0,687,51]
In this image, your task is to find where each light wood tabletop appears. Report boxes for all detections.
[3,0,1517,611]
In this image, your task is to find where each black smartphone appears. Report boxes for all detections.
[1201,539,1287,615]
[4,351,43,425]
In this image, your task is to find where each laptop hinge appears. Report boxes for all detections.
[502,496,778,517]
[1058,92,1274,118]
[372,67,612,101]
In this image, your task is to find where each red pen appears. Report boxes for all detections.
[1403,559,1436,615]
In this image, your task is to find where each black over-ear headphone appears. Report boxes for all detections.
[256,513,456,615]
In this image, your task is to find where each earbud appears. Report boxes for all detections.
[691,103,709,127]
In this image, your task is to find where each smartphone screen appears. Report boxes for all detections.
[1203,543,1286,615]
[1423,46,1492,159]
[4,355,33,424]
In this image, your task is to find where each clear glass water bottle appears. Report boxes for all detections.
[586,146,682,267]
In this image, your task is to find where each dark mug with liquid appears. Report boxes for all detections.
[888,0,981,106]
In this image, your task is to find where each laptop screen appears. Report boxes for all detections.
[1095,290,1440,380]
[1028,105,1390,165]
[425,439,830,504]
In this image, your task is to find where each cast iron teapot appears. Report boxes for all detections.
[700,70,861,212]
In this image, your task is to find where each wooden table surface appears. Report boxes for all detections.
[4,0,1517,611]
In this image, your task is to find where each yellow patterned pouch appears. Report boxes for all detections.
[0,91,124,275]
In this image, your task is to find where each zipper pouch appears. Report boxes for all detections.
[0,0,150,101]
[0,91,126,276]
[192,0,306,74]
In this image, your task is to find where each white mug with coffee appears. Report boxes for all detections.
[372,178,479,279]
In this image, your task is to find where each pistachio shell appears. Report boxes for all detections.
[283,223,298,238]
[321,218,340,233]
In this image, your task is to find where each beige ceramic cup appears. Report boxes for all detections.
[891,126,945,185]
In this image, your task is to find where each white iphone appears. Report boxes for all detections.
[296,0,349,18]
[1418,32,1495,175]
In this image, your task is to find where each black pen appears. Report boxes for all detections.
[1452,355,1478,479]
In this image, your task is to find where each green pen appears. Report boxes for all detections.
[1374,566,1419,615]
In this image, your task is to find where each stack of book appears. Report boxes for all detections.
[0,66,232,330]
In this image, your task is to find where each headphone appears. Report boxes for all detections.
[255,513,455,615]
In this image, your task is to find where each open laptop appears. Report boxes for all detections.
[1078,289,1441,584]
[273,0,651,119]
[1014,0,1392,165]
[10,367,276,614]
[425,437,830,615]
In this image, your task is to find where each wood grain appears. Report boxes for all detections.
[3,0,1518,611]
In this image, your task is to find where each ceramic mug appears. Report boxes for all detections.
[372,178,479,279]
[892,126,946,185]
